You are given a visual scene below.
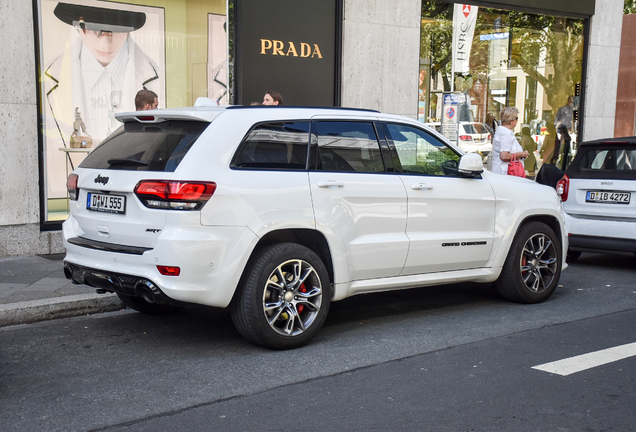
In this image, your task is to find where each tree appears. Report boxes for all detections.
[420,2,584,122]
[508,13,584,120]
[420,2,454,92]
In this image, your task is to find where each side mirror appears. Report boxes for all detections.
[457,152,484,177]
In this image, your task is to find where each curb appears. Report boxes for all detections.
[0,293,124,327]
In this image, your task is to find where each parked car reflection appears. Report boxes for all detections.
[424,121,491,163]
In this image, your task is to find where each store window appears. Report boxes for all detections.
[36,0,228,223]
[419,1,585,148]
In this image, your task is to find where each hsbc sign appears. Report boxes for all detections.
[452,4,478,75]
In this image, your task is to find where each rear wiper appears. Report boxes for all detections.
[107,158,148,167]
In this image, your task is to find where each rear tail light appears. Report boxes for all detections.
[488,134,491,141]
[157,265,181,276]
[67,173,79,201]
[459,135,472,142]
[556,174,569,202]
[134,180,216,210]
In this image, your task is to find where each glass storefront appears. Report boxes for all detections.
[36,0,228,222]
[419,1,585,151]
[34,0,587,224]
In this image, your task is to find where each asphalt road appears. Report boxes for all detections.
[2,252,635,432]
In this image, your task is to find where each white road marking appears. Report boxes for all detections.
[532,342,636,376]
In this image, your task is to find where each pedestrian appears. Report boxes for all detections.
[520,126,537,177]
[540,122,558,165]
[490,106,529,175]
[262,90,283,105]
[555,95,574,133]
[553,124,573,170]
[135,89,158,111]
[483,112,497,137]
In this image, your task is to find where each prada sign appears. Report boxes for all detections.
[260,40,323,58]
[234,0,341,106]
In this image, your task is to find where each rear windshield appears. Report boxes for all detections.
[79,121,209,172]
[462,123,479,134]
[568,146,636,179]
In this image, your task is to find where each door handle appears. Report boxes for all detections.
[411,183,433,190]
[317,181,344,188]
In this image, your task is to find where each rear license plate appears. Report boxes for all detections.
[87,193,126,214]
[585,191,631,204]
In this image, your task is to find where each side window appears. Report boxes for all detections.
[232,121,309,170]
[313,121,385,173]
[384,123,460,176]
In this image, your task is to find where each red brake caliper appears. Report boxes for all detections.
[521,255,527,275]
[297,284,307,313]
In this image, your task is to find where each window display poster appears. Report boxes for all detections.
[208,14,228,105]
[39,0,165,207]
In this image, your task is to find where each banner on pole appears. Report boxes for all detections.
[452,4,478,75]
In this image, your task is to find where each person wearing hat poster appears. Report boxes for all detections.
[40,1,164,210]
[43,2,161,142]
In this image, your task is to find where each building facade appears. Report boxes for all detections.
[0,0,623,257]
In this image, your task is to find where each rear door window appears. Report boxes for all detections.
[310,121,385,173]
[232,121,310,170]
[79,121,209,172]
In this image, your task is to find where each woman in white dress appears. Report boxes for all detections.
[491,106,529,175]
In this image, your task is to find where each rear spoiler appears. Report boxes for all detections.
[116,102,227,124]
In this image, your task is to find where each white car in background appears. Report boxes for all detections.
[425,121,491,162]
[557,137,636,262]
[458,122,492,161]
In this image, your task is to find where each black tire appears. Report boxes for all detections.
[566,249,581,263]
[231,243,331,349]
[494,221,562,304]
[116,293,182,315]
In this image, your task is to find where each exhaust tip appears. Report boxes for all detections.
[64,264,84,285]
[63,265,73,280]
[136,280,160,304]
[139,287,154,303]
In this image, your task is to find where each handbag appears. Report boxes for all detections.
[507,154,526,178]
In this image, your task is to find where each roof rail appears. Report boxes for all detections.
[225,105,380,113]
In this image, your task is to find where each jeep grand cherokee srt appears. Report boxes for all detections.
[63,100,567,349]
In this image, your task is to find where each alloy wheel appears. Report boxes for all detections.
[262,259,323,337]
[520,233,558,294]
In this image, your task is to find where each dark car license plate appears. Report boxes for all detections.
[585,191,631,204]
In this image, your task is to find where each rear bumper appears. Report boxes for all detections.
[565,212,636,253]
[568,234,636,253]
[62,218,258,308]
[63,262,187,306]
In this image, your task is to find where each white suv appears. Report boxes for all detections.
[63,101,567,349]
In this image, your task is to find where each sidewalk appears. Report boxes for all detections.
[0,254,123,327]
